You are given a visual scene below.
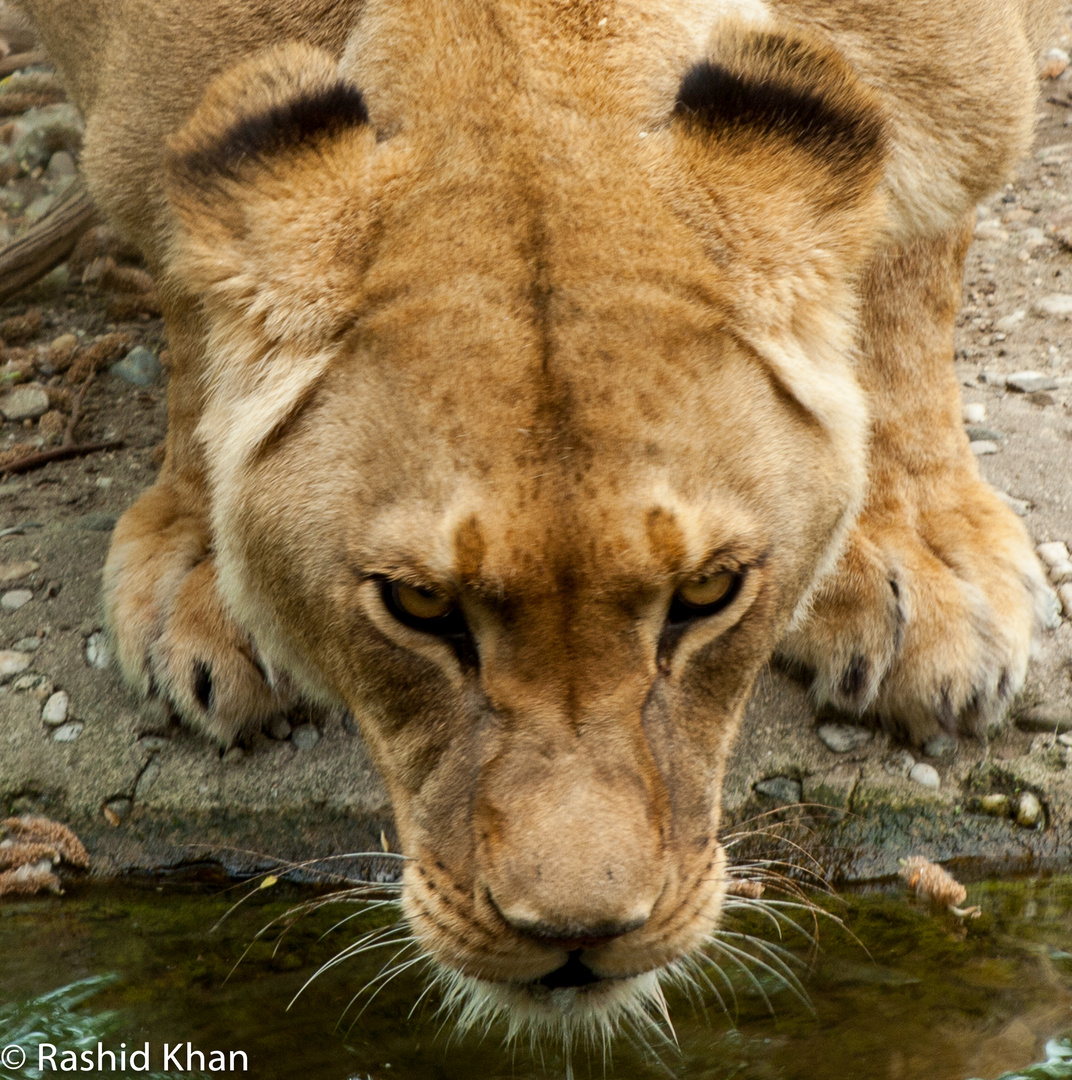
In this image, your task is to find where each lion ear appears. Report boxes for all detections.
[672,21,888,262]
[163,42,375,346]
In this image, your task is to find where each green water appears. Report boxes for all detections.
[1,875,1071,1080]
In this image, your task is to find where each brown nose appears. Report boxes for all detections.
[477,747,665,945]
[491,903,651,950]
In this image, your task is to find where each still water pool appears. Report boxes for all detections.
[1,874,1071,1080]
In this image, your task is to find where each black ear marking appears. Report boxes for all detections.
[178,82,370,182]
[674,37,885,168]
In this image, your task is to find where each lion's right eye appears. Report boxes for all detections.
[380,580,467,636]
[666,569,743,626]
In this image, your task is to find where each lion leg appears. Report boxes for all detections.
[778,215,1054,743]
[102,286,294,744]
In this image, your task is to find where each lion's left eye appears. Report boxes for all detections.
[667,570,742,624]
[380,580,467,636]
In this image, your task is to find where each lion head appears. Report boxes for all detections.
[161,1,887,1038]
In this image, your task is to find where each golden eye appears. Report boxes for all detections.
[391,582,454,621]
[678,570,736,609]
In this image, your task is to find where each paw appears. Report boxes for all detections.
[779,476,1054,743]
[103,483,296,744]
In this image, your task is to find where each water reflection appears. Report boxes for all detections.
[0,876,1070,1080]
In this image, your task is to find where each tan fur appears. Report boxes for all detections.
[17,0,1060,1033]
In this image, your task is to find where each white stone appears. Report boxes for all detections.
[0,559,38,585]
[994,310,1026,332]
[12,673,52,701]
[1015,791,1043,829]
[1006,370,1060,393]
[1,588,32,611]
[51,721,83,743]
[0,384,48,421]
[974,223,1008,242]
[1058,583,1072,618]
[961,402,987,424]
[1037,541,1070,567]
[970,440,999,455]
[290,724,320,751]
[40,690,69,726]
[1033,293,1072,316]
[817,723,873,753]
[908,762,940,789]
[0,650,31,679]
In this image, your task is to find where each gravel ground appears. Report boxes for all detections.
[2,25,1072,884]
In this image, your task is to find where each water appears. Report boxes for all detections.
[1,874,1071,1080]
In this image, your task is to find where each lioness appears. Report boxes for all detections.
[17,0,1060,1038]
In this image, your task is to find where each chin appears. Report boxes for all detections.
[434,966,673,1048]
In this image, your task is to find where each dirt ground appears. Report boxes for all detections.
[2,23,1072,884]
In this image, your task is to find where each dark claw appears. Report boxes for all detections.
[937,680,956,733]
[839,652,870,704]
[193,660,214,711]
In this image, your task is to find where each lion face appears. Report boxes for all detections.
[163,7,886,1033]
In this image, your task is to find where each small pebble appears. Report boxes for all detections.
[908,762,940,789]
[11,673,52,700]
[923,734,958,760]
[40,691,69,725]
[1016,706,1072,734]
[0,559,38,585]
[134,759,161,798]
[267,716,292,741]
[970,440,999,455]
[884,750,916,778]
[753,777,802,804]
[75,513,118,532]
[1006,371,1060,393]
[965,426,1005,442]
[979,793,1011,817]
[1031,293,1072,317]
[962,402,987,424]
[994,310,1026,332]
[974,223,1009,242]
[290,724,321,751]
[1037,541,1070,568]
[0,649,31,679]
[40,690,68,726]
[109,346,161,387]
[1,588,32,611]
[1015,791,1043,829]
[85,631,111,669]
[11,636,40,652]
[47,332,77,371]
[52,721,83,743]
[1058,733,1072,748]
[0,384,49,421]
[137,736,170,754]
[817,723,873,753]
[221,746,245,765]
[103,798,132,825]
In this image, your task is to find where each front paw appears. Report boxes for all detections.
[779,479,1055,743]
